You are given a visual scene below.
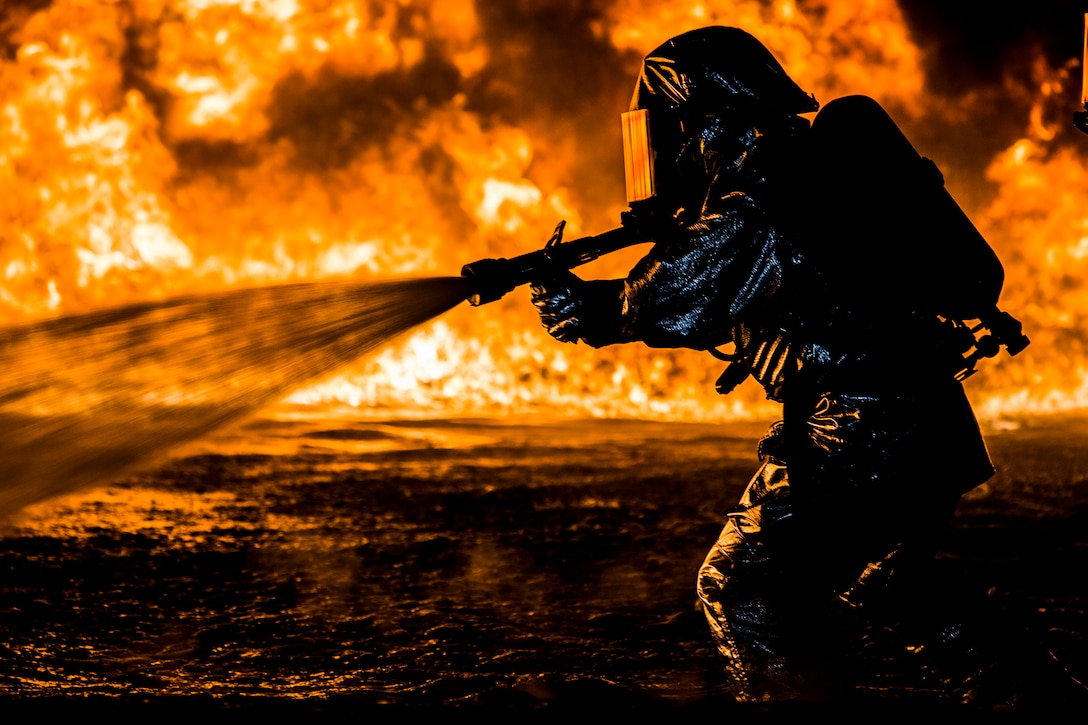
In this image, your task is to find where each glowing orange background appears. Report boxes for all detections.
[0,0,1084,423]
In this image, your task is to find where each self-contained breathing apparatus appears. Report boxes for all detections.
[795,94,1029,382]
[462,93,1028,389]
[689,93,1028,392]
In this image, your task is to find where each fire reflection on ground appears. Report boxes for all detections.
[1,416,1085,715]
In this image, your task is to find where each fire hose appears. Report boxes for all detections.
[459,220,641,307]
[460,217,1028,381]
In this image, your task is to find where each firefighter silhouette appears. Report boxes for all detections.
[530,26,1028,703]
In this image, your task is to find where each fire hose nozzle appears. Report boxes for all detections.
[460,257,519,307]
[461,224,642,307]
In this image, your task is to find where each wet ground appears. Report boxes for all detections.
[0,414,1085,720]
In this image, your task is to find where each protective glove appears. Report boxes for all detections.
[530,267,589,344]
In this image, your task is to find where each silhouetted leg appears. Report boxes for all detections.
[696,446,844,702]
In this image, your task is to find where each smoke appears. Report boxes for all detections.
[894,1,1085,185]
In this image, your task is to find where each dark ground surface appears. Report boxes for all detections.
[0,414,1085,721]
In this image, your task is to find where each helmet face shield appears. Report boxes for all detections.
[621,109,655,203]
[631,26,818,124]
[622,27,818,209]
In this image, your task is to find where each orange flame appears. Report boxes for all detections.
[0,0,1083,424]
[1082,13,1087,106]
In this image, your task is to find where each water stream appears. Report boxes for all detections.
[0,276,472,518]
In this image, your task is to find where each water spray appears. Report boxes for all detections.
[0,277,472,519]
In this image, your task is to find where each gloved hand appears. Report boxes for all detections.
[530,267,588,344]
